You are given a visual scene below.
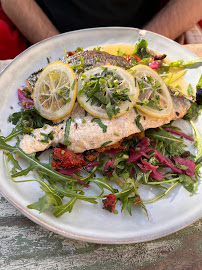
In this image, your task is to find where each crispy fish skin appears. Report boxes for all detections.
[20,95,191,154]
[26,50,130,92]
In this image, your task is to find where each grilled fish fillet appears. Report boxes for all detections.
[20,96,190,154]
[20,50,191,154]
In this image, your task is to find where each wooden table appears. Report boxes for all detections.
[0,45,202,270]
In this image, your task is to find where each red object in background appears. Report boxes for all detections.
[0,5,27,60]
[199,20,202,30]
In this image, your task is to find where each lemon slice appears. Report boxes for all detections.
[131,65,173,118]
[33,62,77,120]
[77,65,139,119]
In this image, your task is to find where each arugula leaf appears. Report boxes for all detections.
[139,202,149,218]
[91,118,107,133]
[133,39,150,59]
[5,108,54,142]
[53,197,77,217]
[178,174,194,192]
[183,102,202,121]
[143,182,179,204]
[9,108,53,130]
[7,152,21,170]
[190,121,202,163]
[117,184,134,213]
[11,165,35,178]
[146,128,186,156]
[51,184,102,202]
[27,186,61,213]
[161,58,202,68]
[89,177,116,194]
[0,137,78,183]
[142,171,152,184]
[4,124,23,142]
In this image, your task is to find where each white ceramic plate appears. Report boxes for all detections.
[0,27,202,244]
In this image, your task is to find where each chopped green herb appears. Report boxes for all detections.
[134,107,138,114]
[91,118,107,133]
[147,100,162,111]
[101,140,113,147]
[95,58,100,63]
[114,132,119,136]
[71,79,76,90]
[94,45,101,51]
[40,131,54,143]
[134,115,144,132]
[63,118,72,146]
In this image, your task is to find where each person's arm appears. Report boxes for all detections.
[1,0,60,44]
[144,0,202,40]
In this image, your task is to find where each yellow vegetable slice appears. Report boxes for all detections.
[33,62,77,120]
[77,65,139,119]
[131,65,173,118]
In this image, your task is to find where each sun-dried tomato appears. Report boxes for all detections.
[132,54,141,62]
[51,148,86,170]
[126,54,141,63]
[103,194,116,212]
